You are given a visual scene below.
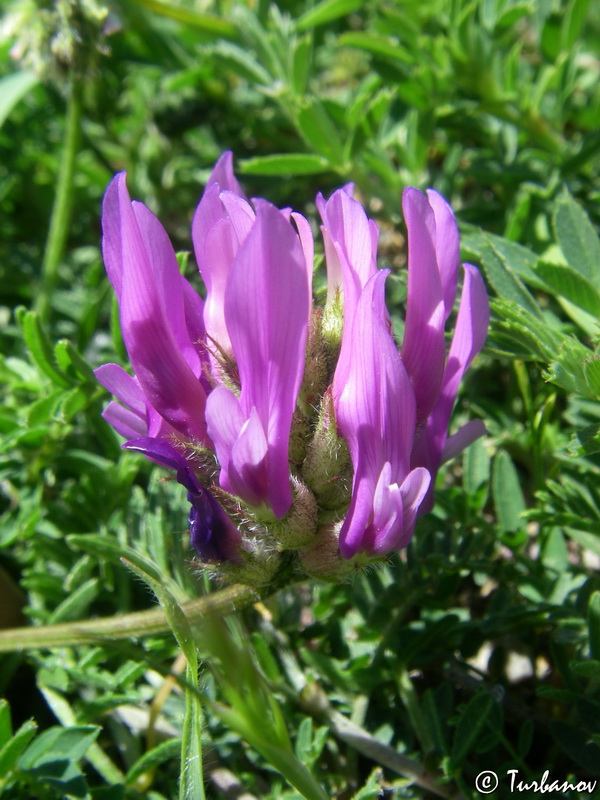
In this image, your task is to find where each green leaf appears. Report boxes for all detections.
[54,339,96,382]
[125,739,181,786]
[296,0,363,31]
[554,190,600,284]
[0,701,11,749]
[584,357,600,398]
[422,689,449,755]
[292,35,313,95]
[26,389,64,427]
[350,768,384,800]
[546,337,594,396]
[47,578,101,624]
[564,527,600,557]
[0,71,39,129]
[588,592,600,661]
[489,297,561,362]
[562,0,593,50]
[68,534,189,605]
[296,98,345,166]
[208,41,271,85]
[492,451,526,534]
[517,718,534,757]
[570,424,600,456]
[129,0,236,37]
[339,32,413,66]
[19,725,100,769]
[462,233,542,317]
[0,719,38,775]
[533,261,600,317]
[60,386,94,422]
[16,309,72,388]
[549,720,600,775]
[450,692,495,767]
[239,153,330,176]
[571,659,600,678]
[463,438,491,500]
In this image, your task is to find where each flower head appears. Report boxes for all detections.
[96,153,488,582]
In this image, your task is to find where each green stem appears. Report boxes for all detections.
[328,711,461,800]
[36,76,83,324]
[0,583,263,653]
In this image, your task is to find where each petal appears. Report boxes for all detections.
[401,187,446,422]
[94,363,145,417]
[123,436,200,493]
[442,419,487,463]
[224,200,309,515]
[428,263,490,452]
[318,188,378,316]
[192,181,254,357]
[206,151,246,197]
[219,190,256,245]
[102,174,208,443]
[291,211,315,303]
[411,263,489,512]
[131,201,202,377]
[102,401,147,439]
[205,385,246,496]
[426,189,460,320]
[335,271,420,557]
[396,467,431,546]
[229,406,270,509]
[335,271,415,476]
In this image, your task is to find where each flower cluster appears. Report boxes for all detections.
[96,153,489,584]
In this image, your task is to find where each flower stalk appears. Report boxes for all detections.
[0,582,266,652]
[36,74,82,324]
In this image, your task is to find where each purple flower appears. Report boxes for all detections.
[400,188,490,513]
[204,199,310,518]
[96,153,488,573]
[333,270,431,558]
[98,173,209,444]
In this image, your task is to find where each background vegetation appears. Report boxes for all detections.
[1,0,600,797]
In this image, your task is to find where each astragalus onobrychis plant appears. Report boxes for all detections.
[96,152,489,586]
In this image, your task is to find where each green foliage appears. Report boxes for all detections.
[2,0,600,798]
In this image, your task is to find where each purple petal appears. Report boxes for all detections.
[102,174,208,443]
[206,151,246,198]
[124,437,243,563]
[206,385,247,496]
[335,271,427,558]
[318,188,378,316]
[94,363,145,417]
[192,177,254,360]
[206,201,309,517]
[229,407,269,508]
[102,401,147,439]
[291,211,315,303]
[412,263,489,512]
[426,189,460,320]
[400,187,446,422]
[442,420,487,463]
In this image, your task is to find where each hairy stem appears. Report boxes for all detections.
[0,583,264,653]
